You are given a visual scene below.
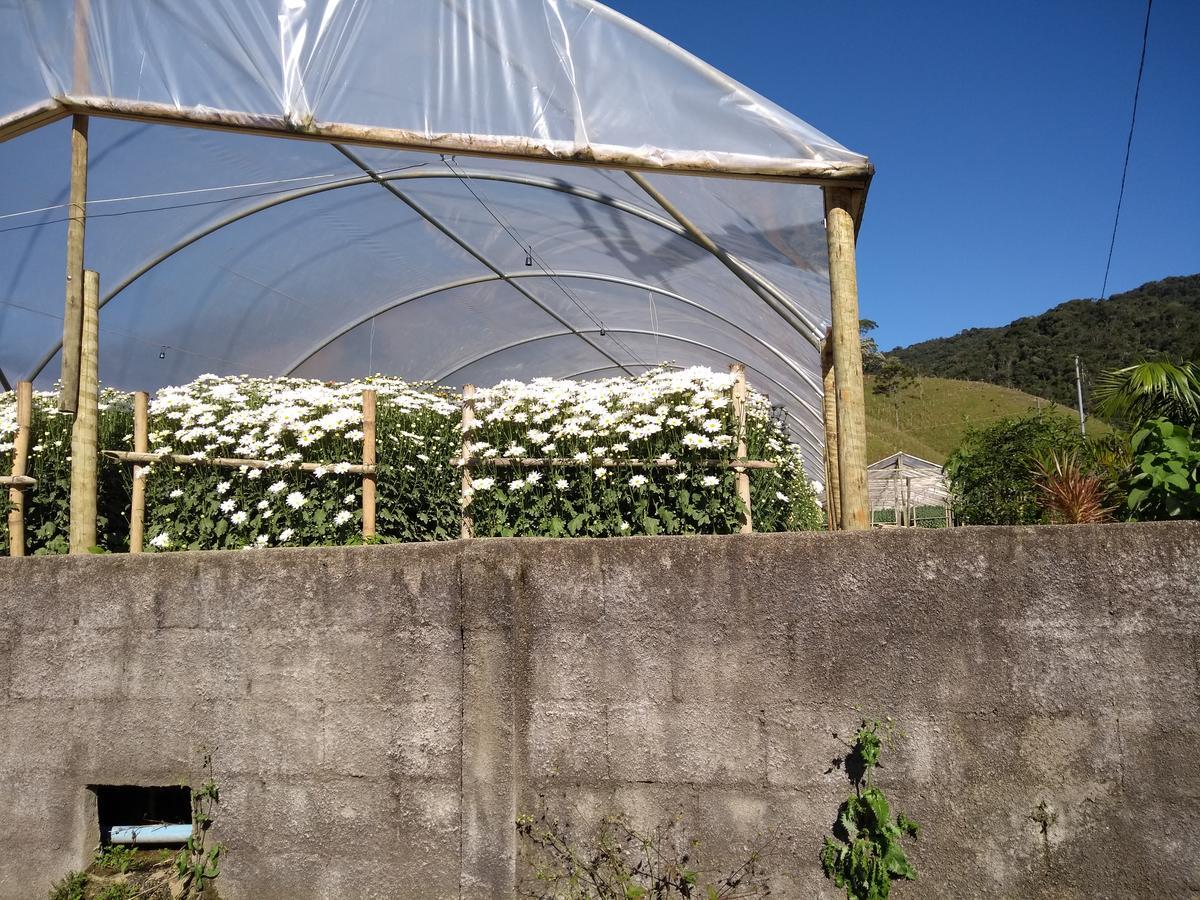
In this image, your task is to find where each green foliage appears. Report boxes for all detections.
[870,359,916,399]
[94,884,137,900]
[175,751,223,898]
[0,391,132,556]
[821,720,919,900]
[1125,419,1200,520]
[1093,361,1200,428]
[516,813,770,899]
[3,370,822,553]
[48,871,87,900]
[945,412,1085,524]
[889,274,1200,409]
[94,844,137,874]
[863,375,1091,466]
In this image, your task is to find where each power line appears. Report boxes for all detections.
[1100,0,1153,301]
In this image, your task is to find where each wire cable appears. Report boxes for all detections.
[1101,0,1153,300]
[0,163,428,236]
[439,155,651,369]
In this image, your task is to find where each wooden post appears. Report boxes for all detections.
[820,335,840,531]
[7,381,33,556]
[69,269,99,553]
[824,186,870,530]
[893,467,902,527]
[59,114,89,414]
[729,364,753,533]
[361,389,377,539]
[460,385,475,539]
[128,391,148,553]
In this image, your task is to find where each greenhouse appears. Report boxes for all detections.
[0,0,875,545]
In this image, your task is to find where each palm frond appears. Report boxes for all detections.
[1092,361,1200,426]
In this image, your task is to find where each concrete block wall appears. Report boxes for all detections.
[1,523,1198,898]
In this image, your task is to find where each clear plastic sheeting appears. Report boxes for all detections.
[5,0,867,176]
[0,0,873,475]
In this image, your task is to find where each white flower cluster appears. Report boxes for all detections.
[463,366,788,498]
[150,373,457,461]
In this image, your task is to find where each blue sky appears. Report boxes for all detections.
[606,0,1200,350]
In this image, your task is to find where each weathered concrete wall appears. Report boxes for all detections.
[1,523,1197,898]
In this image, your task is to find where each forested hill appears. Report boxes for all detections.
[889,274,1200,408]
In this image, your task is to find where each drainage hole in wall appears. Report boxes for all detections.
[89,785,192,846]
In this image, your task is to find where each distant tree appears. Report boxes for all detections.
[872,357,916,398]
[860,319,884,375]
[890,274,1200,409]
[945,413,1084,525]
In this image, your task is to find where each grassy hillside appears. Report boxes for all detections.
[864,375,1100,465]
[890,274,1200,408]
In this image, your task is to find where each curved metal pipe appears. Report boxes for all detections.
[432,327,824,452]
[26,167,823,380]
[285,269,822,401]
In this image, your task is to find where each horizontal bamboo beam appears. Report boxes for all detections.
[103,450,375,475]
[460,457,776,470]
[0,475,36,488]
[0,98,67,142]
[25,95,873,186]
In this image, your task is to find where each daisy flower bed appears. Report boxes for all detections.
[1,368,822,554]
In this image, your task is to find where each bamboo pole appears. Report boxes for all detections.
[361,389,377,539]
[7,381,33,556]
[460,385,475,539]
[729,364,753,533]
[128,391,148,553]
[455,457,775,470]
[69,269,99,553]
[59,114,89,414]
[824,186,870,530]
[103,450,374,474]
[0,476,36,488]
[34,97,873,187]
[820,335,840,531]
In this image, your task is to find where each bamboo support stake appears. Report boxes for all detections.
[820,335,841,531]
[463,457,775,470]
[460,385,476,539]
[7,381,33,556]
[729,364,753,533]
[128,391,148,553]
[69,269,99,553]
[59,115,89,414]
[824,186,870,530]
[361,389,377,539]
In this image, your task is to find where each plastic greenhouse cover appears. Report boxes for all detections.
[0,0,873,475]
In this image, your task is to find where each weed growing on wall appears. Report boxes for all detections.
[821,719,919,900]
[2,367,822,551]
[516,812,772,898]
[176,752,223,897]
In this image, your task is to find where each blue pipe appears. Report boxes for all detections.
[109,824,192,844]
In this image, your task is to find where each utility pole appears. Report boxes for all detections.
[1074,355,1087,437]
